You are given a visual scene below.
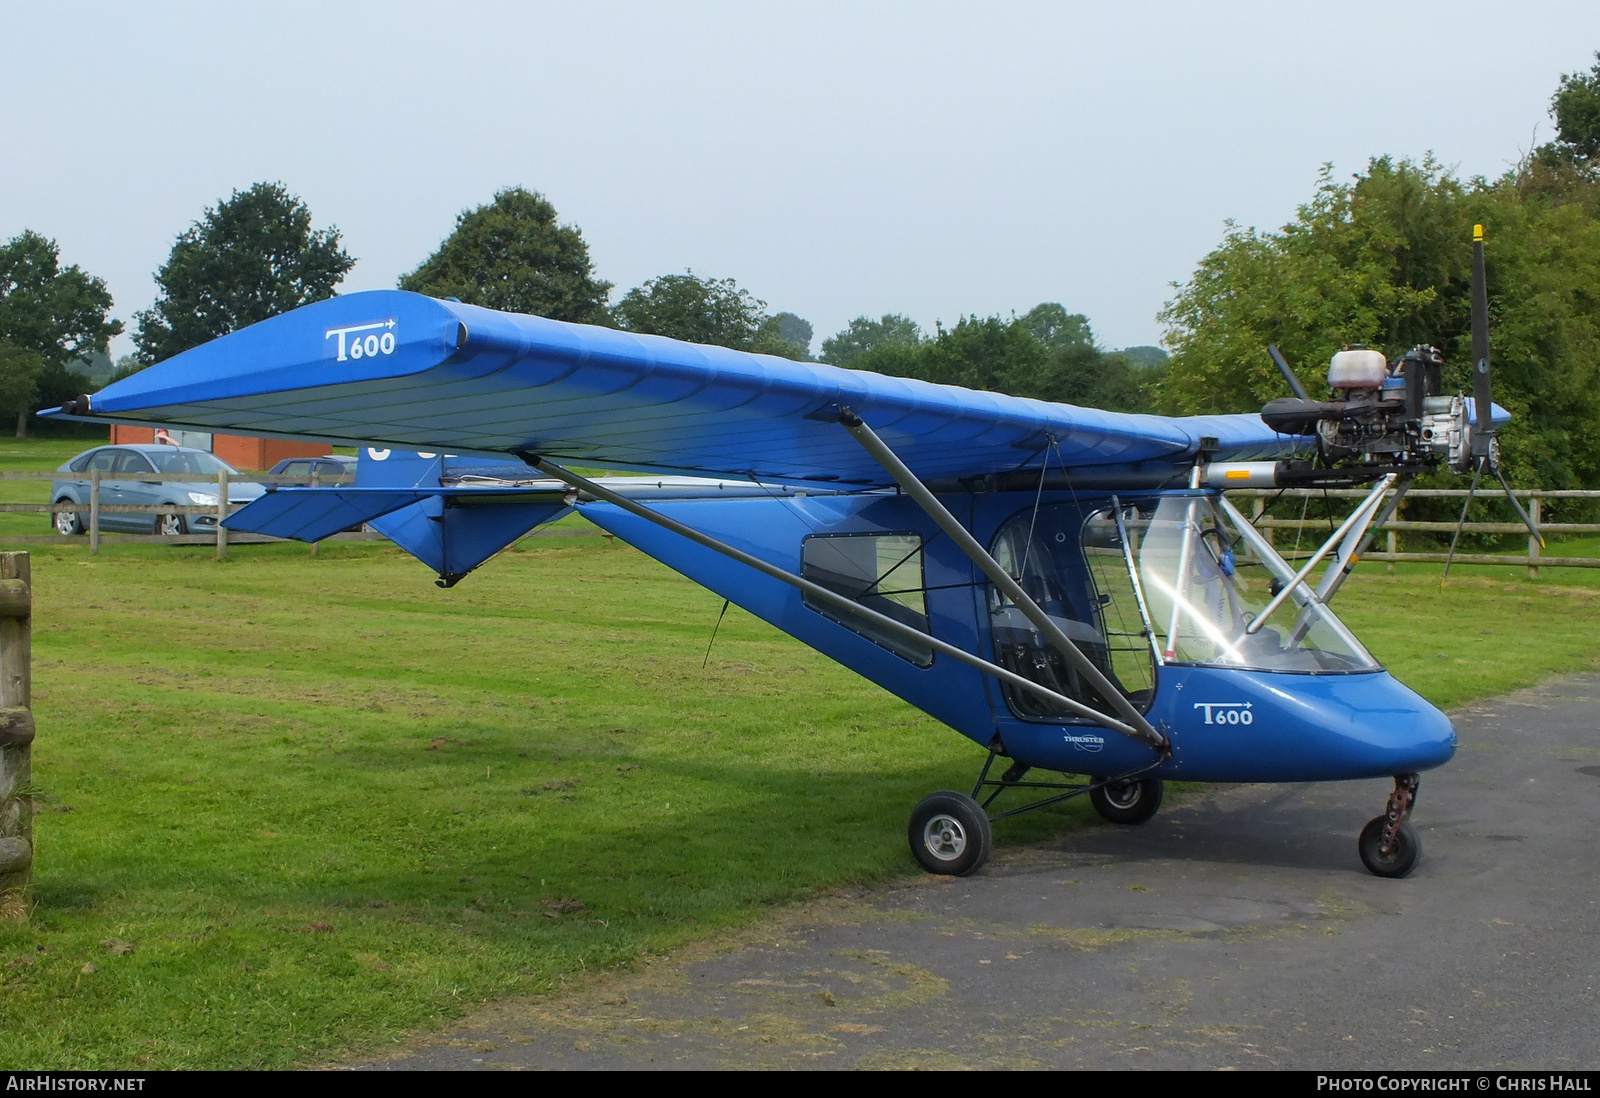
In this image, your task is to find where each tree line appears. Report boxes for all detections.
[5,51,1600,484]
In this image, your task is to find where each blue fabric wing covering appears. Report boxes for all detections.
[51,290,1299,485]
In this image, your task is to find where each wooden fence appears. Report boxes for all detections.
[0,552,30,920]
[1230,487,1600,578]
[0,468,375,558]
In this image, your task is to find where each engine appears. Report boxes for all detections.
[1259,345,1475,474]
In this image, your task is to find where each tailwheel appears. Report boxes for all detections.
[1359,773,1422,878]
[908,791,991,876]
[1089,777,1164,825]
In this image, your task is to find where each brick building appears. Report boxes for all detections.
[108,426,328,472]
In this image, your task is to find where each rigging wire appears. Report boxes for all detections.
[701,598,732,669]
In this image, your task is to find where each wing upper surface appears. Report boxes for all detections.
[54,290,1298,485]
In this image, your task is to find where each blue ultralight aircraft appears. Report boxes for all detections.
[48,230,1537,880]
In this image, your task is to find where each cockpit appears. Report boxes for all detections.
[988,491,1381,723]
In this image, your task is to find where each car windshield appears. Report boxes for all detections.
[1092,494,1380,674]
[145,450,236,475]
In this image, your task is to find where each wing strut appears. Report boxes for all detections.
[521,454,1149,740]
[836,411,1169,753]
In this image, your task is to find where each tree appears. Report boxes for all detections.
[1019,303,1093,352]
[0,344,42,438]
[773,312,814,358]
[612,271,801,357]
[399,187,612,324]
[819,314,922,366]
[839,306,1159,414]
[0,230,121,436]
[1551,52,1600,164]
[1118,346,1170,368]
[134,182,353,365]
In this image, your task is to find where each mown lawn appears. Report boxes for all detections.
[0,469,1598,1067]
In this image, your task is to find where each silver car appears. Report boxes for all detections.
[50,445,267,536]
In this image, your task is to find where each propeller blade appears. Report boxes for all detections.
[1267,345,1312,401]
[1440,462,1483,589]
[1491,463,1545,548]
[1470,225,1494,457]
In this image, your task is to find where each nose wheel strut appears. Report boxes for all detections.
[1359,773,1422,878]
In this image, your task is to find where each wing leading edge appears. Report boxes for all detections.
[48,290,1298,485]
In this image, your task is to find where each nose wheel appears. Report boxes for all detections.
[1359,773,1422,878]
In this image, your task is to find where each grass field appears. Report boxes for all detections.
[1,438,1599,1068]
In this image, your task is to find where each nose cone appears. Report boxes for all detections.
[1324,671,1457,776]
[1157,668,1457,782]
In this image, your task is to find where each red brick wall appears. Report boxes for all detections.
[108,426,328,472]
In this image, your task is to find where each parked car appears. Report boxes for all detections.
[267,455,357,484]
[50,445,267,536]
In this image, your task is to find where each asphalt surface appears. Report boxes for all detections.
[362,676,1600,1070]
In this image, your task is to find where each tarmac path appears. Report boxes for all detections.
[362,676,1600,1070]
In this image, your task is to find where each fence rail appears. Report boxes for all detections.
[0,468,607,556]
[1228,487,1600,576]
[5,472,1597,573]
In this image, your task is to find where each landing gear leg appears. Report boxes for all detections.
[1359,773,1421,878]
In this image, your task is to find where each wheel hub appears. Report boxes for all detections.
[922,814,967,860]
[1104,781,1140,809]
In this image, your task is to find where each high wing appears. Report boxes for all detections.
[46,290,1296,484]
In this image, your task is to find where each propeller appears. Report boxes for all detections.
[1441,224,1544,585]
[1267,345,1312,401]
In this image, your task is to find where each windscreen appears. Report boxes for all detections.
[1107,494,1379,674]
[145,450,236,475]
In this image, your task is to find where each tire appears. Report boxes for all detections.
[1359,816,1421,878]
[1089,777,1164,825]
[53,499,84,536]
[156,511,188,536]
[908,791,992,876]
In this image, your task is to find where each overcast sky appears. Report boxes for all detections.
[5,1,1598,360]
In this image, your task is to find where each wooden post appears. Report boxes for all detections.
[1386,529,1396,574]
[0,553,32,920]
[1252,495,1271,547]
[89,469,100,555]
[1529,496,1541,580]
[216,469,229,560]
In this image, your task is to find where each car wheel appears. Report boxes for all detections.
[53,499,84,536]
[157,511,188,536]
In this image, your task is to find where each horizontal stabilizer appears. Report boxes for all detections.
[224,488,438,543]
[225,483,574,584]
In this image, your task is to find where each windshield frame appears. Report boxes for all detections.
[1106,490,1382,676]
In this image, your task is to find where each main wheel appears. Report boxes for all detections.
[53,499,84,536]
[157,511,188,536]
[908,791,992,876]
[1359,816,1421,878]
[1089,777,1164,825]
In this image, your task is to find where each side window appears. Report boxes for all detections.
[801,533,933,667]
[86,450,117,473]
[281,462,310,476]
[988,504,1155,721]
[69,453,95,472]
[113,451,154,474]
